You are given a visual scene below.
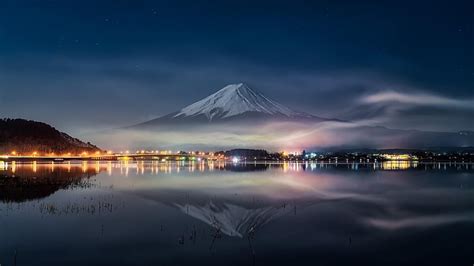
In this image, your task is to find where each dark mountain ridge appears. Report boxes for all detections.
[0,118,100,154]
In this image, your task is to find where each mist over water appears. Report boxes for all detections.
[89,120,474,151]
[0,161,473,265]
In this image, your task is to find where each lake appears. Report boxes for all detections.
[0,161,473,265]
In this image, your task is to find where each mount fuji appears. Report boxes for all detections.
[134,83,332,128]
[99,83,474,150]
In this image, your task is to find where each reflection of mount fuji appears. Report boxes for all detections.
[136,190,323,238]
[175,201,289,238]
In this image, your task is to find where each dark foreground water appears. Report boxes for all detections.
[0,161,473,266]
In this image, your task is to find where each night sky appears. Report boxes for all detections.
[0,0,473,135]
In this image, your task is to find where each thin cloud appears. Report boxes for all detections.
[366,212,474,231]
[361,91,474,109]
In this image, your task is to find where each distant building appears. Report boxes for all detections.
[381,154,418,161]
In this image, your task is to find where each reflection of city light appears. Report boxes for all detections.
[107,161,112,176]
[125,161,129,176]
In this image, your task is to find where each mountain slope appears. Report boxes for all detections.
[135,83,330,127]
[0,118,101,154]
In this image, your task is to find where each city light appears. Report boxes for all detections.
[0,149,460,164]
[381,154,417,161]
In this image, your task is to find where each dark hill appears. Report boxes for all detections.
[0,118,100,154]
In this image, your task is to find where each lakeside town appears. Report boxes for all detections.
[2,148,474,163]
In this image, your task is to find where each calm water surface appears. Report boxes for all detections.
[0,161,473,266]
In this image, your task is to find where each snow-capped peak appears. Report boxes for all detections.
[173,83,303,120]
